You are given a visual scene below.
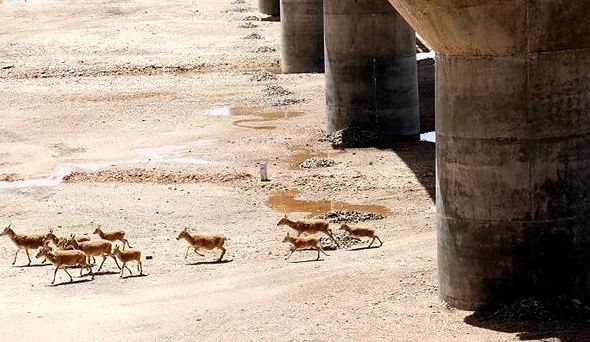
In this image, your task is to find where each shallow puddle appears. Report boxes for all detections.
[266,190,391,217]
[0,140,213,190]
[204,106,303,130]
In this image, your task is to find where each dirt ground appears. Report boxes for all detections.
[0,1,583,341]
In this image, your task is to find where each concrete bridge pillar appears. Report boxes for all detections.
[259,0,279,17]
[388,0,590,309]
[324,0,419,141]
[280,0,324,73]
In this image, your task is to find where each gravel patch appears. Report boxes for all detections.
[253,46,276,53]
[263,85,292,97]
[298,157,336,169]
[317,210,385,223]
[243,33,262,40]
[239,22,258,29]
[247,70,278,82]
[320,228,364,251]
[243,15,260,21]
[270,98,304,107]
[321,129,417,148]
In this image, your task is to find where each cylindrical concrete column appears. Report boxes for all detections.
[388,0,590,309]
[280,0,324,74]
[259,0,279,17]
[324,0,419,139]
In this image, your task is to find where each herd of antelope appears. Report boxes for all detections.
[0,217,382,285]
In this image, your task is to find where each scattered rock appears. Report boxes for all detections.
[1,64,14,70]
[243,15,260,21]
[232,0,246,4]
[64,168,252,185]
[228,7,250,13]
[243,33,262,40]
[248,70,278,82]
[0,173,20,182]
[263,85,292,97]
[146,255,153,260]
[319,228,363,251]
[270,98,304,107]
[239,22,258,29]
[317,210,385,223]
[322,128,416,148]
[253,46,276,53]
[299,158,336,169]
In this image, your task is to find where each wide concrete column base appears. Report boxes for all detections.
[436,50,590,310]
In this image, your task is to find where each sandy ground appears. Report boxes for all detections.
[0,1,585,341]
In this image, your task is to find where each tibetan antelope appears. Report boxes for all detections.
[277,216,339,247]
[112,245,143,278]
[340,224,383,248]
[36,241,94,284]
[67,238,121,271]
[282,233,329,261]
[0,224,55,265]
[93,225,132,249]
[176,227,227,262]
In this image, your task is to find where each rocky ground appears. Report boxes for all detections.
[0,0,587,341]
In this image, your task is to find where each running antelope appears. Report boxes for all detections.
[93,225,132,249]
[36,241,94,284]
[0,224,55,265]
[282,233,329,261]
[176,227,227,262]
[340,224,383,248]
[277,216,339,247]
[67,238,121,271]
[112,245,143,278]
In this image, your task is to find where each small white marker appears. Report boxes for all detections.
[259,163,269,182]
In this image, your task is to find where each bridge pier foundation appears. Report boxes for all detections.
[324,0,419,144]
[388,0,590,309]
[280,0,324,74]
[259,0,279,17]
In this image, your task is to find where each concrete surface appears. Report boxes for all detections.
[388,0,590,310]
[324,0,419,140]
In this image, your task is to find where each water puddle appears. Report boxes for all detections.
[266,190,391,217]
[0,140,214,190]
[204,106,303,130]
[420,132,436,143]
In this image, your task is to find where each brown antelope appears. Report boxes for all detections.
[176,227,227,262]
[282,233,329,261]
[277,216,339,247]
[0,224,55,265]
[93,225,132,249]
[112,245,143,278]
[55,235,95,264]
[67,238,121,271]
[36,241,94,284]
[340,224,383,248]
[46,233,90,249]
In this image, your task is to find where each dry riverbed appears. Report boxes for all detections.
[0,0,586,341]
